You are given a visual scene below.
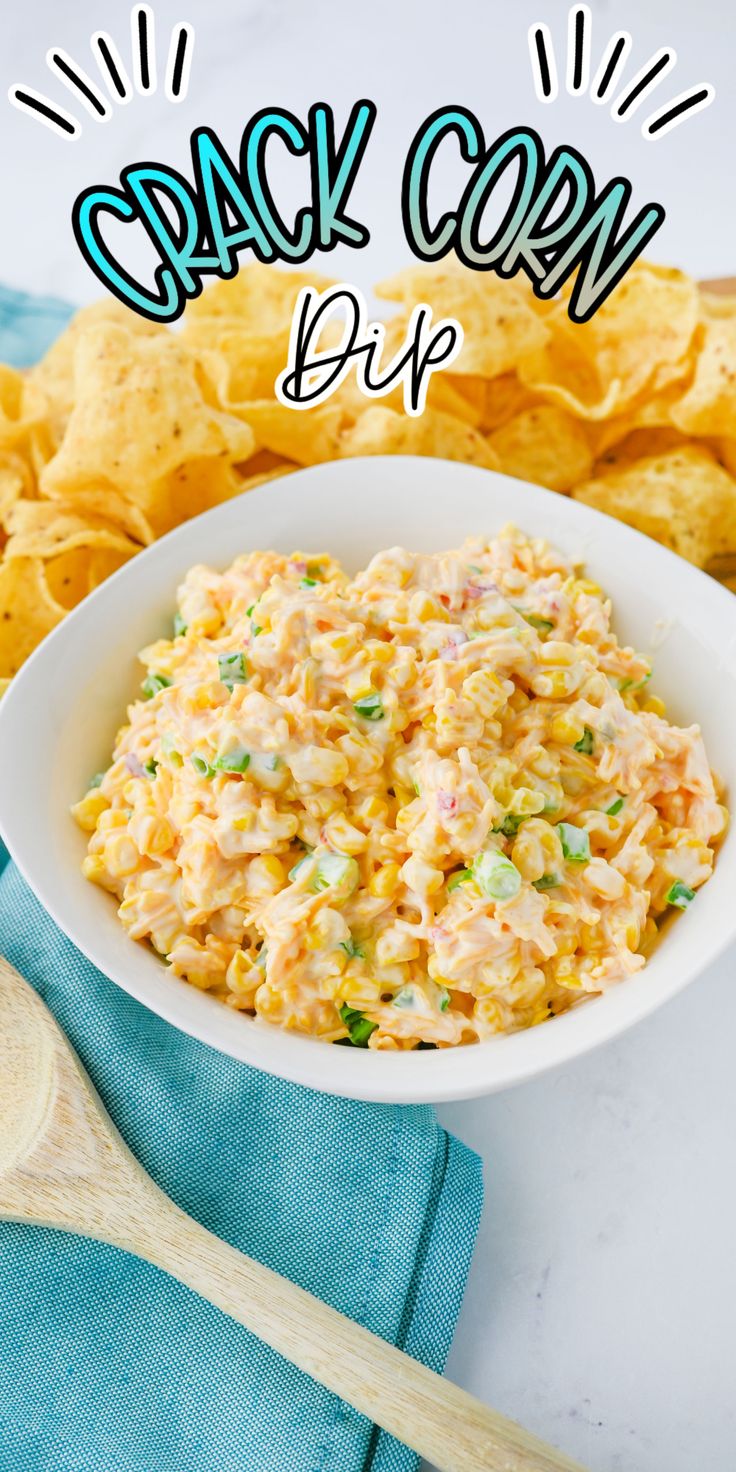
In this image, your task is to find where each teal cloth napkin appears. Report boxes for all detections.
[0,293,484,1472]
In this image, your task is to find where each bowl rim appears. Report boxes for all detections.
[1,456,734,1104]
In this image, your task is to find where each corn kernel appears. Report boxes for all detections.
[539,640,577,667]
[289,745,349,786]
[511,832,545,882]
[550,712,585,745]
[462,669,504,717]
[393,784,415,809]
[531,668,579,699]
[145,817,176,856]
[71,791,109,831]
[104,833,140,877]
[375,928,420,965]
[245,854,286,896]
[324,813,367,854]
[97,809,129,834]
[400,855,444,895]
[259,853,286,885]
[81,854,108,885]
[226,950,261,998]
[370,643,394,664]
[345,668,374,700]
[386,706,410,734]
[409,590,445,623]
[368,862,401,898]
[642,695,666,717]
[355,796,388,823]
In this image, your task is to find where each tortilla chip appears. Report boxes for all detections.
[0,365,28,451]
[337,405,499,468]
[670,318,736,437]
[376,262,549,378]
[0,458,29,526]
[0,556,64,676]
[235,449,296,479]
[573,446,736,567]
[3,501,139,561]
[592,427,690,474]
[87,547,137,592]
[24,300,165,450]
[43,547,98,608]
[184,264,337,330]
[241,401,346,465]
[40,325,255,504]
[41,544,137,610]
[519,266,697,420]
[488,405,593,492]
[699,291,736,321]
[235,466,294,493]
[37,484,155,546]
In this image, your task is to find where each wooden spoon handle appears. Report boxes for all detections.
[0,953,585,1471]
[111,1198,585,1472]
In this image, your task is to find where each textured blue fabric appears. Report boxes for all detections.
[0,282,75,367]
[0,292,484,1471]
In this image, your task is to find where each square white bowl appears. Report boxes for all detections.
[1,457,735,1102]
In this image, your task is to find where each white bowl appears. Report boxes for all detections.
[1,457,735,1102]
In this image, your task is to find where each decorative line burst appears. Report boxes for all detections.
[8,6,194,140]
[528,5,714,139]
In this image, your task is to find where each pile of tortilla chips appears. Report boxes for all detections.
[2,258,736,693]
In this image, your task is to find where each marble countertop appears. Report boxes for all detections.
[2,1,735,1467]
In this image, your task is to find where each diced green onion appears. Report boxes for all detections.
[288,855,312,882]
[447,868,472,892]
[618,672,651,694]
[213,746,250,774]
[524,613,554,635]
[495,813,524,838]
[314,853,359,895]
[533,873,560,891]
[438,986,450,1012]
[218,652,249,689]
[256,947,268,969]
[393,986,417,1009]
[161,734,183,767]
[173,612,188,637]
[88,771,105,789]
[574,726,594,755]
[467,563,483,574]
[339,936,365,959]
[557,822,591,863]
[473,850,522,900]
[143,758,159,778]
[141,673,171,699]
[300,576,317,589]
[606,797,624,817]
[251,624,262,636]
[666,881,696,910]
[353,691,384,721]
[191,753,216,779]
[338,1003,377,1048]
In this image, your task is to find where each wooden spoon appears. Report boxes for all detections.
[0,955,587,1472]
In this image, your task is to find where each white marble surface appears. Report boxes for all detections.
[2,2,736,1468]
